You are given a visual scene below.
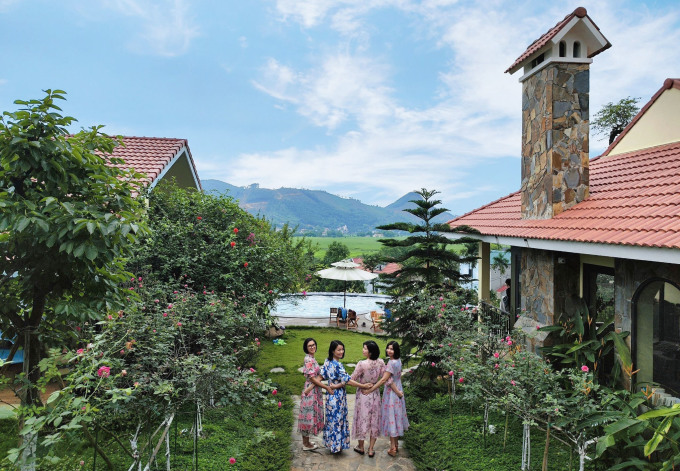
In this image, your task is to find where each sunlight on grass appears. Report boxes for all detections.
[256,326,399,394]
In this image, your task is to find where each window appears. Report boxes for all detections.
[559,41,566,57]
[634,279,680,398]
[573,41,581,58]
[530,53,545,69]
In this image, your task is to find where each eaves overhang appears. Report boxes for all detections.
[445,233,680,265]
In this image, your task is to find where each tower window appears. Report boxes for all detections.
[559,41,566,57]
[530,53,545,69]
[573,41,581,58]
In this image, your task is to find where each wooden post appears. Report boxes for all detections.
[478,242,490,302]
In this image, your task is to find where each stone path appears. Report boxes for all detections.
[290,394,416,471]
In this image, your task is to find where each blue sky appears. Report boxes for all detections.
[1,0,679,214]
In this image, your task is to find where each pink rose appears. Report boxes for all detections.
[458,377,464,383]
[448,371,454,376]
[97,366,111,378]
[511,380,516,386]
[278,401,282,408]
[493,352,499,358]
[581,365,589,372]
[229,457,236,464]
[272,389,278,396]
[431,362,436,367]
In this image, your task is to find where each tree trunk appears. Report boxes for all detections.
[19,290,47,471]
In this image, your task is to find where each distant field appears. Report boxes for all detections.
[297,236,465,259]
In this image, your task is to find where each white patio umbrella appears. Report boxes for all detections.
[316,259,378,308]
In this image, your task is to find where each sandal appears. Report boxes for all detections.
[387,448,398,457]
[353,446,365,455]
[368,450,375,458]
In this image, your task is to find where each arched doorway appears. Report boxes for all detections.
[633,279,680,398]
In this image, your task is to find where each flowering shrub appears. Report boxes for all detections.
[8,281,275,468]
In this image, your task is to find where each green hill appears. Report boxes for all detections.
[202,181,456,235]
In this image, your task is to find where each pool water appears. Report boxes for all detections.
[272,292,391,318]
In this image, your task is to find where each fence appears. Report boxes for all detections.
[478,301,512,339]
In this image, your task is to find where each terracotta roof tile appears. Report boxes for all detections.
[448,141,680,249]
[104,136,201,190]
[505,7,611,74]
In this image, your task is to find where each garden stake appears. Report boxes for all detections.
[92,425,98,471]
[447,377,453,426]
[521,422,531,471]
[193,402,198,471]
[503,405,509,451]
[483,400,489,448]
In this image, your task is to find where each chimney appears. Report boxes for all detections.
[505,7,611,219]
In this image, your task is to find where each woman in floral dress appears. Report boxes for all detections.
[365,340,409,457]
[351,340,385,457]
[298,338,333,451]
[320,340,372,454]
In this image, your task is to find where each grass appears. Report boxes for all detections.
[256,326,395,394]
[298,236,465,259]
[405,393,596,471]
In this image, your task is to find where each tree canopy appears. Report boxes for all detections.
[592,96,640,144]
[0,90,148,406]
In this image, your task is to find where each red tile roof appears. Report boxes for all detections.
[448,141,680,249]
[505,7,610,74]
[106,136,201,190]
[603,79,680,156]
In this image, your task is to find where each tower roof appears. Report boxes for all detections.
[505,7,611,75]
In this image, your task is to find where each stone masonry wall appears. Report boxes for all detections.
[520,248,555,351]
[521,63,590,219]
[614,259,680,390]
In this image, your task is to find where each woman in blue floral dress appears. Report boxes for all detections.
[320,340,372,454]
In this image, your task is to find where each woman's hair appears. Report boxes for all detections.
[363,340,380,360]
[386,340,401,359]
[328,340,345,360]
[303,338,317,354]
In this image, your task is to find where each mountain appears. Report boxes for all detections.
[202,180,456,235]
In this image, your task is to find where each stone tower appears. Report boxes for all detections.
[505,7,611,219]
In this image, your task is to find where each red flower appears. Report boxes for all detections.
[244,262,248,267]
[229,457,236,464]
[233,228,239,233]
[230,241,236,247]
[272,389,278,395]
[197,216,202,220]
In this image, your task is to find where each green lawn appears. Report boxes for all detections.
[299,236,465,259]
[256,326,396,394]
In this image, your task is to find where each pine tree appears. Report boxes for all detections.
[376,189,478,357]
[376,188,477,295]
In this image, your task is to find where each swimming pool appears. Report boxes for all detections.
[272,292,391,318]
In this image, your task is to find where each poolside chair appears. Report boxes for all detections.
[370,310,383,332]
[336,308,348,327]
[346,310,358,329]
[329,307,338,323]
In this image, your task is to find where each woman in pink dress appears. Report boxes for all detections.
[298,338,333,451]
[350,340,384,457]
[364,340,409,457]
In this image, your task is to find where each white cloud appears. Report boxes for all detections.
[0,0,21,12]
[103,0,199,56]
[225,0,680,209]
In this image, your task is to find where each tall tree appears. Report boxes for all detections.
[0,91,148,412]
[376,188,477,295]
[592,96,640,144]
[376,189,478,356]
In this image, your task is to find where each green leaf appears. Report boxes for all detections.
[46,390,60,404]
[610,331,632,368]
[73,243,86,258]
[638,404,680,420]
[604,418,641,435]
[85,245,98,261]
[15,216,30,232]
[596,433,615,457]
[86,221,95,234]
[644,415,673,456]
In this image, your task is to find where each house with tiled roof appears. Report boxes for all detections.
[448,7,680,402]
[109,136,201,191]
